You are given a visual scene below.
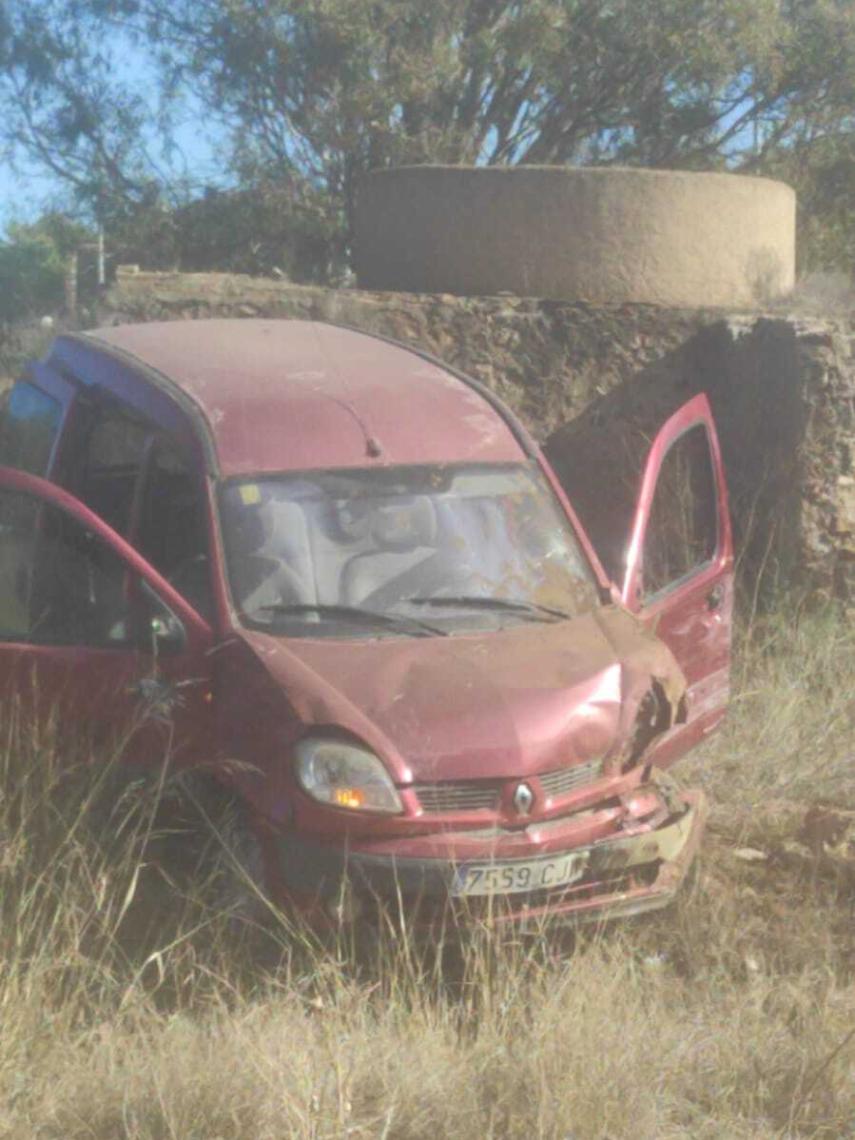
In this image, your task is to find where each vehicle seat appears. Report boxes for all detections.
[341,497,439,609]
[231,499,315,613]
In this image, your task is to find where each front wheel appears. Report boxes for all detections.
[105,765,273,930]
[164,773,272,928]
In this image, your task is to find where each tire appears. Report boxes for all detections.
[98,764,271,928]
[165,772,270,927]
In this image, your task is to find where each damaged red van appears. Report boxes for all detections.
[0,319,732,925]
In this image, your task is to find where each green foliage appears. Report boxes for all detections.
[173,180,343,282]
[144,0,794,236]
[764,137,855,276]
[132,2,854,183]
[0,239,61,321]
[0,230,64,322]
[0,213,92,321]
[2,1,855,278]
[98,179,343,281]
[0,2,161,219]
[9,212,92,258]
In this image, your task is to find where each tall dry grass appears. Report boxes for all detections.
[1,607,854,1140]
[684,603,855,812]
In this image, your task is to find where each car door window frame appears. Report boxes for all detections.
[0,467,213,654]
[0,482,196,655]
[638,420,720,607]
[621,394,732,613]
[62,393,214,621]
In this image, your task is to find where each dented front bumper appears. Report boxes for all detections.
[276,779,708,927]
[515,788,707,926]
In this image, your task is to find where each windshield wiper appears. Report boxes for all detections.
[403,596,570,622]
[256,603,447,637]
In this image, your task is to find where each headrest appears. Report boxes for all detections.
[370,496,437,551]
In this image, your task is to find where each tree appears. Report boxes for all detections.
[0,1,346,278]
[0,2,160,219]
[130,0,790,240]
[3,1,855,277]
[102,180,341,281]
[173,180,342,281]
[0,214,91,321]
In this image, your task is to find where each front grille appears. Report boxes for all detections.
[413,782,501,813]
[413,758,602,815]
[538,758,602,799]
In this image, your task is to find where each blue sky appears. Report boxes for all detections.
[0,118,226,233]
[0,161,59,229]
[0,23,765,237]
[0,33,226,235]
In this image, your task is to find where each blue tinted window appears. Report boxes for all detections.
[0,382,62,475]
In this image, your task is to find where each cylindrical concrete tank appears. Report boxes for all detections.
[354,166,796,308]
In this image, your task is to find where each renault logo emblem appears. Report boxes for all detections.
[512,782,534,816]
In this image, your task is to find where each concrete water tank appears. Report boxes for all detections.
[354,165,796,309]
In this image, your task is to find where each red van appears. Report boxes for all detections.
[0,320,732,925]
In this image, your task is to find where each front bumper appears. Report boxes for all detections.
[275,783,708,926]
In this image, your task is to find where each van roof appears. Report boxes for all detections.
[69,320,527,477]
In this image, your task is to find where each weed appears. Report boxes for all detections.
[1,612,854,1139]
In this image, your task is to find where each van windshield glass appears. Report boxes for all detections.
[220,463,598,636]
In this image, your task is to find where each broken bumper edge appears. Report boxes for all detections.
[274,787,708,928]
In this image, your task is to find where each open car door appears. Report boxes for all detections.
[621,393,733,766]
[0,465,215,767]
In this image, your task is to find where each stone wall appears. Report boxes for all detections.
[545,318,855,604]
[102,270,855,603]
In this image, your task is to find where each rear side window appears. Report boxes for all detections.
[78,408,150,536]
[136,440,212,621]
[0,383,62,476]
[73,403,212,620]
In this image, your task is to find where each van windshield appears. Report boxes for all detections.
[219,463,599,636]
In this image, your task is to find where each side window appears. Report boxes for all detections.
[0,383,62,475]
[78,407,149,535]
[72,402,212,621]
[643,424,717,599]
[0,489,183,651]
[136,441,212,621]
[0,489,131,647]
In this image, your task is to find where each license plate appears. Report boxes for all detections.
[451,851,589,897]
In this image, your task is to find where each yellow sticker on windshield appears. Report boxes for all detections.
[239,484,261,506]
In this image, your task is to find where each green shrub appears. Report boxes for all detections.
[0,234,65,322]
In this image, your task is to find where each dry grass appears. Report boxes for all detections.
[685,603,855,815]
[2,607,855,1140]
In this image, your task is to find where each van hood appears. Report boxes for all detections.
[239,606,685,783]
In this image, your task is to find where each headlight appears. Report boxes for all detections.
[294,738,403,814]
